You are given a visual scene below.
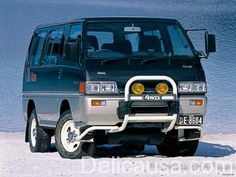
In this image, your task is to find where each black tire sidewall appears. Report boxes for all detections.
[28,109,51,152]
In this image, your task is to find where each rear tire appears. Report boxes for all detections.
[157,139,199,157]
[55,110,95,159]
[28,109,51,152]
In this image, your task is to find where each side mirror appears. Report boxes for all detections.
[205,32,216,57]
[65,39,80,62]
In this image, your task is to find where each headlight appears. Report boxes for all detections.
[86,83,100,93]
[156,83,169,94]
[178,81,206,93]
[131,83,145,95]
[86,81,118,94]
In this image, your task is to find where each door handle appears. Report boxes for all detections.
[58,69,63,74]
[58,69,63,79]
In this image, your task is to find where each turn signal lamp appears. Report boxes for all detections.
[91,100,106,106]
[79,82,86,94]
[156,83,169,94]
[189,99,203,106]
[131,83,145,95]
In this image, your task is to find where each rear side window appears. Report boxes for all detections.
[29,31,47,65]
[43,28,64,65]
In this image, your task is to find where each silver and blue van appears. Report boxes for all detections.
[22,17,216,159]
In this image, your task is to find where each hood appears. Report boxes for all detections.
[85,58,205,89]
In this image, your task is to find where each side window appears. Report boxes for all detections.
[29,31,47,66]
[167,26,193,56]
[62,23,82,64]
[42,28,64,65]
[69,24,82,40]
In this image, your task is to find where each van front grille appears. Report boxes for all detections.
[131,107,169,114]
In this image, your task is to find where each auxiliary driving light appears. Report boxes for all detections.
[131,83,145,95]
[155,83,169,94]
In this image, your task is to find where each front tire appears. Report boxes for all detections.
[55,110,95,159]
[28,109,51,152]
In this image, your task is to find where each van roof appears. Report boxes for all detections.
[36,16,179,29]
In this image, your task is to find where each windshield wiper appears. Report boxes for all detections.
[141,57,166,65]
[101,57,130,66]
[140,53,167,65]
[141,55,194,65]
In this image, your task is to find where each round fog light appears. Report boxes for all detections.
[131,83,145,95]
[156,83,169,94]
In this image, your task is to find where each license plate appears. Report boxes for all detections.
[177,115,203,125]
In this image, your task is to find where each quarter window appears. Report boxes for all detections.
[30,31,47,65]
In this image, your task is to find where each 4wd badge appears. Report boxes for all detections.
[143,95,161,101]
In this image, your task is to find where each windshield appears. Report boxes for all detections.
[84,21,194,59]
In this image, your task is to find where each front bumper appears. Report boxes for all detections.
[81,95,206,125]
[76,76,207,141]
